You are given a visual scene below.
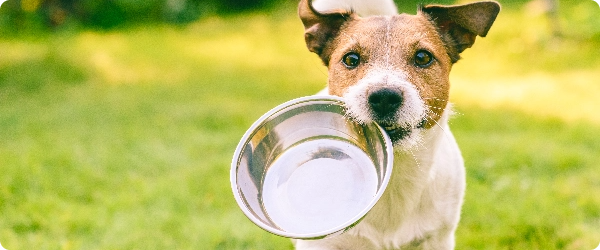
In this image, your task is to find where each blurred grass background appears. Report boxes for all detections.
[0,0,599,249]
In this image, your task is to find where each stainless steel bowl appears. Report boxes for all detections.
[230,96,394,239]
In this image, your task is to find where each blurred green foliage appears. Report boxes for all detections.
[0,0,276,31]
[0,0,540,33]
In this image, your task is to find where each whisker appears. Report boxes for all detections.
[422,97,447,102]
[424,110,454,145]
[407,148,424,173]
[414,138,427,151]
[424,105,444,111]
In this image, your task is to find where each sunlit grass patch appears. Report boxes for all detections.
[451,69,600,124]
[450,0,600,124]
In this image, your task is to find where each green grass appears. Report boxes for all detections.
[1,1,599,249]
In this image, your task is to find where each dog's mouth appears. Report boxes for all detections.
[379,123,411,143]
[379,119,427,144]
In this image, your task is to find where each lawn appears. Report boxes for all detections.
[0,0,599,249]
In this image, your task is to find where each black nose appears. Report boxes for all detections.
[368,88,403,118]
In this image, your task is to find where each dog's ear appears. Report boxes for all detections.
[298,0,356,65]
[421,1,500,62]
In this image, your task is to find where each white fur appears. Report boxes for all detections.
[312,0,398,16]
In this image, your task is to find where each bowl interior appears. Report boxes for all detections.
[231,96,393,239]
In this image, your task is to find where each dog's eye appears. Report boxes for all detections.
[414,50,434,68]
[342,52,360,69]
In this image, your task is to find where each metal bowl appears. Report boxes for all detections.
[230,96,394,239]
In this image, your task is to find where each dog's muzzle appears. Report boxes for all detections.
[367,88,427,143]
[368,88,408,142]
[368,88,402,120]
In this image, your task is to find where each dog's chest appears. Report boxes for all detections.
[347,126,462,248]
[348,158,442,248]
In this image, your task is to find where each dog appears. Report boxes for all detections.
[294,0,500,249]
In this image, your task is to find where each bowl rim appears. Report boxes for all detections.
[230,95,394,239]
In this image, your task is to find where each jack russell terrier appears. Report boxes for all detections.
[294,0,500,249]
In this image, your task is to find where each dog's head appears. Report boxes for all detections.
[299,0,499,148]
